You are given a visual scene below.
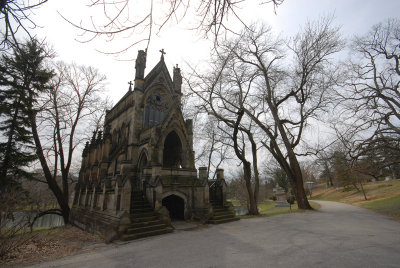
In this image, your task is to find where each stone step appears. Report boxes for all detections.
[130,211,157,218]
[131,214,159,222]
[128,219,165,228]
[121,228,173,241]
[131,201,151,206]
[208,203,239,225]
[122,192,174,242]
[212,212,236,219]
[208,217,240,224]
[213,208,233,213]
[130,207,154,213]
[126,224,169,234]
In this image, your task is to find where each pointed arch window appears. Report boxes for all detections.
[144,90,168,128]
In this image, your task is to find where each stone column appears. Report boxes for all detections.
[90,189,96,210]
[216,169,224,180]
[199,167,207,184]
[101,184,107,211]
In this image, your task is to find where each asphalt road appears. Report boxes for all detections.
[30,201,400,268]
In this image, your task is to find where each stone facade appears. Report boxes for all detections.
[70,51,227,237]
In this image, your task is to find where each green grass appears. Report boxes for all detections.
[238,200,320,219]
[361,195,400,216]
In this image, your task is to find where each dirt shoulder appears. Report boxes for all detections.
[1,225,106,267]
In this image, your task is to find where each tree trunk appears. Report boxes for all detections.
[282,154,312,210]
[295,178,312,209]
[233,109,258,215]
[27,108,70,224]
[248,132,260,206]
[274,148,312,210]
[243,161,258,215]
[328,175,334,187]
[359,181,367,201]
[282,135,312,210]
[352,182,360,192]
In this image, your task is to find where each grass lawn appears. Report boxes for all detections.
[238,200,320,219]
[311,179,400,218]
[360,195,400,217]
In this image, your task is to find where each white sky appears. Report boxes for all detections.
[30,0,400,104]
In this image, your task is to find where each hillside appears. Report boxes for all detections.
[311,179,400,218]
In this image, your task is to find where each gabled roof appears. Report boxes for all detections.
[159,100,185,129]
[143,58,174,93]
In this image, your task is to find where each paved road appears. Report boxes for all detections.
[30,201,400,268]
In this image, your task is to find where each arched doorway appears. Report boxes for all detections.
[136,152,148,191]
[138,152,148,169]
[163,131,182,168]
[162,194,184,220]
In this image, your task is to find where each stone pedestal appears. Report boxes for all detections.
[274,185,289,207]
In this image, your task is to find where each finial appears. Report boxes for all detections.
[90,131,97,145]
[128,81,133,91]
[159,48,166,60]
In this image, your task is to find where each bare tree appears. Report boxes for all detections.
[328,144,369,200]
[186,43,263,214]
[193,116,234,180]
[62,0,284,54]
[29,61,108,224]
[0,0,48,50]
[337,18,400,173]
[188,17,343,209]
[316,150,335,187]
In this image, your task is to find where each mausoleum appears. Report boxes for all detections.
[70,50,238,241]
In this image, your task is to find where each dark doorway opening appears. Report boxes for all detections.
[138,153,148,169]
[133,153,148,192]
[162,195,184,220]
[163,131,182,168]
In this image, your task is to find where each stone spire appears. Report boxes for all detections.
[135,50,147,80]
[173,64,182,93]
[90,131,97,147]
[134,49,147,91]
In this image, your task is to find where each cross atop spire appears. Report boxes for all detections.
[159,48,166,60]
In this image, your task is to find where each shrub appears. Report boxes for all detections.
[287,196,295,205]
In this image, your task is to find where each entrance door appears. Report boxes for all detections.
[209,181,223,207]
[162,195,184,220]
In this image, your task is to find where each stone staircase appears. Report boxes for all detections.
[120,191,173,241]
[208,201,240,224]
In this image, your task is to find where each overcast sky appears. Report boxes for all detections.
[30,0,400,104]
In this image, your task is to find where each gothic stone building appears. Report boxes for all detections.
[70,51,236,240]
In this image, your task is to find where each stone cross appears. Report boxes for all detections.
[128,81,133,91]
[159,48,166,60]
